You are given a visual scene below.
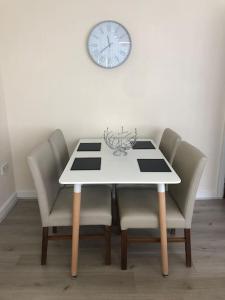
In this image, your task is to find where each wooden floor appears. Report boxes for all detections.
[0,199,225,300]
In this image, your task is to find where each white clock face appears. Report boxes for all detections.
[87,21,132,69]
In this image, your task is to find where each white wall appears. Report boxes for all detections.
[0,69,16,217]
[0,0,225,198]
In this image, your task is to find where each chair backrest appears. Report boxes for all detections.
[169,141,207,228]
[27,141,61,226]
[159,128,181,164]
[48,129,69,176]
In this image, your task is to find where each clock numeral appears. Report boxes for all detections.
[90,43,98,47]
[100,56,105,63]
[107,23,111,32]
[119,34,125,40]
[108,57,112,67]
[119,41,130,45]
[93,34,99,40]
[92,50,99,57]
[115,56,120,63]
[100,27,104,34]
[115,26,120,33]
[120,50,126,56]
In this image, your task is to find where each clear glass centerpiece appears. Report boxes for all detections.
[104,127,137,156]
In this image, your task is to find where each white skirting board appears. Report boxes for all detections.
[196,188,221,200]
[16,189,222,201]
[0,189,220,224]
[16,190,37,199]
[0,192,17,223]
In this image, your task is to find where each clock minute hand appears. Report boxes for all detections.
[100,44,110,53]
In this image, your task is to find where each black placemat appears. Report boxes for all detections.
[77,143,101,151]
[138,159,171,172]
[133,141,155,149]
[71,157,101,170]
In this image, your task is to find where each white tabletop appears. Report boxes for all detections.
[59,138,181,185]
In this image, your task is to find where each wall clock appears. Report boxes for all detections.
[87,20,132,69]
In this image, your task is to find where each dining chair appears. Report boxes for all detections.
[117,141,206,270]
[48,129,69,177]
[114,128,182,229]
[27,141,112,266]
[49,129,114,231]
[48,129,71,232]
[159,128,181,164]
[159,128,181,235]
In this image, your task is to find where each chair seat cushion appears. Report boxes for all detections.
[118,188,185,230]
[47,185,112,227]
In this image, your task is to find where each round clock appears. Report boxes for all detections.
[87,20,132,69]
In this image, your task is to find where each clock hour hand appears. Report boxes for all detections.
[107,35,110,47]
[107,35,113,47]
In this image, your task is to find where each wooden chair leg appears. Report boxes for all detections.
[170,229,176,235]
[114,187,122,235]
[104,226,111,265]
[41,227,48,265]
[184,229,192,267]
[112,185,118,223]
[52,226,57,233]
[115,200,121,235]
[121,230,128,270]
[111,184,116,201]
[111,194,117,226]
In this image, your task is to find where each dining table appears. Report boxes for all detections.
[59,138,181,277]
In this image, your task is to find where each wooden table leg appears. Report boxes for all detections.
[71,184,81,277]
[157,184,168,276]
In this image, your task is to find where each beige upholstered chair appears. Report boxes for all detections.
[159,128,181,164]
[48,129,69,177]
[159,128,181,234]
[117,141,206,270]
[28,141,112,266]
[114,128,182,228]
